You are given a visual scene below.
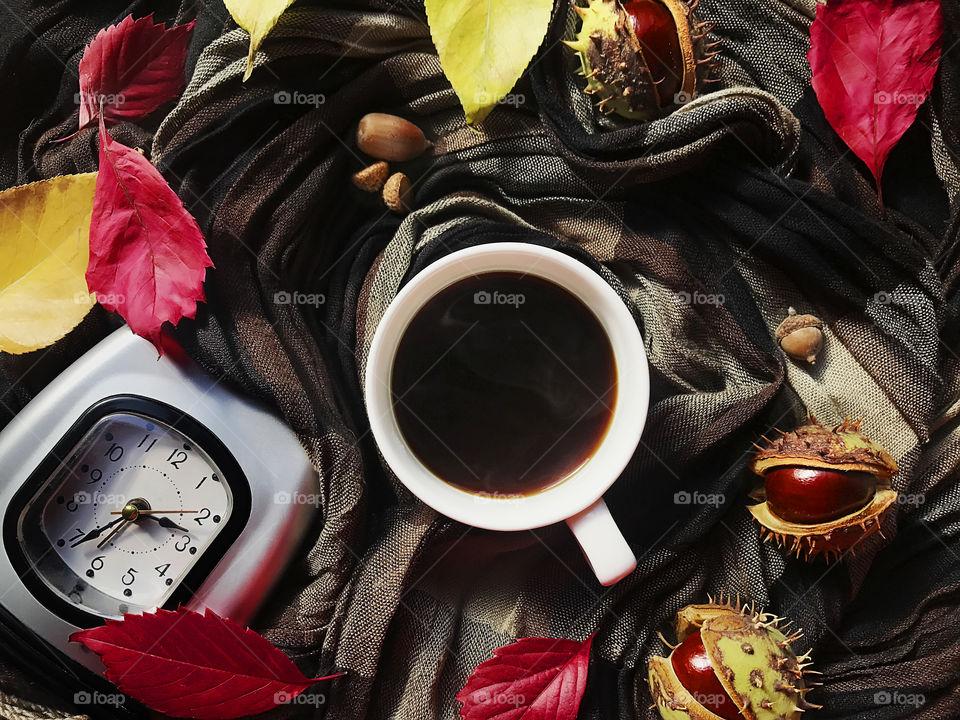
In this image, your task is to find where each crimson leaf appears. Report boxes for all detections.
[87,115,212,353]
[70,607,343,719]
[808,0,943,205]
[78,14,195,130]
[457,634,594,720]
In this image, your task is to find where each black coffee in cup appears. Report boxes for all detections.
[390,270,616,496]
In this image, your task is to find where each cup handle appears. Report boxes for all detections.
[565,499,637,586]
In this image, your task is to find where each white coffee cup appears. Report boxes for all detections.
[364,242,648,586]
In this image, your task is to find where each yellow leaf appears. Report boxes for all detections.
[0,173,98,355]
[224,0,298,81]
[425,0,553,124]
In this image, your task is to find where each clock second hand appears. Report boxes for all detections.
[107,510,199,514]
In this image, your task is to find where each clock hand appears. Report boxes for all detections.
[96,517,131,549]
[139,514,189,533]
[108,509,198,514]
[70,517,125,548]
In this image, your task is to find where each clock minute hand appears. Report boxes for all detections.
[70,517,125,548]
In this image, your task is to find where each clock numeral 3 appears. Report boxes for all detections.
[174,535,191,552]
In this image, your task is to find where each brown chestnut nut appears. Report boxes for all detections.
[749,418,898,561]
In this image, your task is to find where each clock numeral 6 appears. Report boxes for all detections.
[174,535,191,552]
[121,568,138,586]
[65,496,80,512]
[91,556,105,571]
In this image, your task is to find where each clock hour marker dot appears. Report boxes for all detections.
[81,464,89,472]
[57,539,65,547]
[146,423,154,431]
[189,547,197,555]
[86,570,94,578]
[56,496,64,504]
[119,604,128,613]
[105,432,113,441]
[165,578,173,586]
[123,589,132,597]
[213,515,221,523]
[183,443,191,451]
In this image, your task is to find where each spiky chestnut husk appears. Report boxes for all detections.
[648,596,821,720]
[749,418,899,562]
[565,0,720,119]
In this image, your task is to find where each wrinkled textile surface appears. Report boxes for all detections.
[2,0,960,718]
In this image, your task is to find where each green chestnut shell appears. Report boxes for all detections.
[649,599,820,720]
[565,0,719,119]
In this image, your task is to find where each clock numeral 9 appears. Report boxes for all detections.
[85,468,103,485]
[174,535,191,552]
[121,568,138,586]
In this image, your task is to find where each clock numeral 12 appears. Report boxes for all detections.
[167,449,188,469]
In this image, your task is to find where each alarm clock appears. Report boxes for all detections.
[0,327,318,711]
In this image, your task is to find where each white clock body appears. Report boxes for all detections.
[0,327,318,674]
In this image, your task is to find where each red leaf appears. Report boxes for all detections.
[456,634,594,720]
[808,0,943,204]
[70,607,343,719]
[78,14,195,130]
[88,115,212,353]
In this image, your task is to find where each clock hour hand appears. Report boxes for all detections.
[140,514,189,533]
[70,517,125,548]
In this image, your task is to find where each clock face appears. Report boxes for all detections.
[12,406,239,621]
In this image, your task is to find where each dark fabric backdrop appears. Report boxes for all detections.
[1,0,959,718]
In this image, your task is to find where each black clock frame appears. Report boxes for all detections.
[3,394,252,629]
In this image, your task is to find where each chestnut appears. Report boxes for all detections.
[565,0,720,120]
[749,418,898,561]
[649,597,819,720]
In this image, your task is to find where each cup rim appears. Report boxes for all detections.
[364,242,649,531]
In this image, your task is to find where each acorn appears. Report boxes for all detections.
[776,308,823,364]
[356,113,430,162]
[352,161,390,192]
[564,0,720,120]
[748,418,898,561]
[649,596,820,720]
[382,172,413,214]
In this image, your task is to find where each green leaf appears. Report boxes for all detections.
[425,0,554,124]
[224,0,297,81]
